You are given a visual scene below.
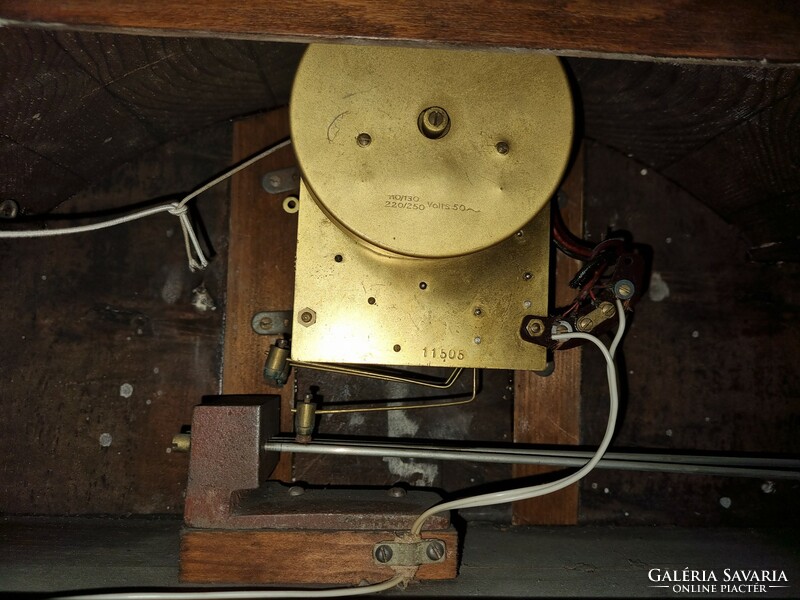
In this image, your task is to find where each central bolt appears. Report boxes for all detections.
[418,106,451,139]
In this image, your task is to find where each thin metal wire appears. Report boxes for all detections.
[292,368,478,415]
[288,359,463,389]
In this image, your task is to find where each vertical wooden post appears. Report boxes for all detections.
[512,146,584,525]
[222,109,297,481]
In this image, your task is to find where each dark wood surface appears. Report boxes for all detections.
[512,147,584,525]
[0,124,232,514]
[0,27,303,215]
[579,141,800,527]
[180,528,458,584]
[2,1,800,63]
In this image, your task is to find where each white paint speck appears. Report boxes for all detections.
[648,272,670,302]
[166,447,172,454]
[153,367,159,374]
[31,112,41,120]
[99,433,113,447]
[120,383,133,398]
[523,300,532,309]
[665,237,672,244]
[629,370,634,375]
[136,328,143,335]
[382,457,438,487]
[145,399,152,405]
[719,497,732,509]
[665,429,673,437]
[166,228,175,238]
[640,168,648,176]
[348,413,366,427]
[103,137,113,144]
[705,416,711,422]
[41,275,47,280]
[473,336,482,344]
[761,481,776,494]
[604,487,610,494]
[191,284,217,312]
[692,330,700,338]
[387,409,419,437]
[624,511,630,517]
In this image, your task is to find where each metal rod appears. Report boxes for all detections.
[265,438,800,480]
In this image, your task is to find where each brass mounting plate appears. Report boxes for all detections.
[290,44,573,259]
[291,181,548,371]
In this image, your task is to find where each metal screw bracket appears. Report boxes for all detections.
[261,167,300,194]
[372,539,447,566]
[251,310,293,335]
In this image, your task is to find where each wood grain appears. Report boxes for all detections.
[580,141,800,526]
[222,110,298,482]
[2,1,800,64]
[512,146,584,525]
[180,528,458,584]
[0,124,232,514]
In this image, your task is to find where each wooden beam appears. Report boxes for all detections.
[222,109,297,482]
[1,1,799,64]
[512,146,584,525]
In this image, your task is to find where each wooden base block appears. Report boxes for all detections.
[180,528,458,585]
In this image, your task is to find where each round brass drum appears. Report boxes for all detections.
[290,44,573,258]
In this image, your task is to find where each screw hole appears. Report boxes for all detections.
[393,344,401,352]
[419,281,428,290]
[368,297,376,305]
[334,254,343,263]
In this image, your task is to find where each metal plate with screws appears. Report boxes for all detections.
[251,311,293,335]
[372,539,447,566]
[262,167,300,194]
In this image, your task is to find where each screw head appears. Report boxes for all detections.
[426,540,445,561]
[496,141,510,155]
[526,318,545,337]
[577,316,594,332]
[375,545,393,564]
[473,307,483,317]
[614,279,635,299]
[356,132,372,147]
[523,272,533,281]
[600,302,616,317]
[298,308,316,327]
[387,486,406,498]
[0,199,19,219]
[269,174,282,188]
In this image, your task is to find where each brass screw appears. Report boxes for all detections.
[600,302,616,317]
[300,312,312,323]
[526,319,545,337]
[577,316,594,332]
[356,132,372,147]
[426,541,446,561]
[375,545,393,564]
[171,433,191,453]
[496,141,510,155]
[418,106,451,139]
[523,272,533,281]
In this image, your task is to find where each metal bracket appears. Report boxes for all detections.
[261,167,300,194]
[373,539,446,566]
[251,311,293,335]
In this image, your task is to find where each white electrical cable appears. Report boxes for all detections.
[57,575,407,600]
[0,138,293,272]
[410,310,624,536]
[608,297,626,359]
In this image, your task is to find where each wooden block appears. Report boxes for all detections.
[512,146,584,525]
[180,528,458,584]
[223,110,298,481]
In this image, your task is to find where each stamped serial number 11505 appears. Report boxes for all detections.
[423,347,465,361]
